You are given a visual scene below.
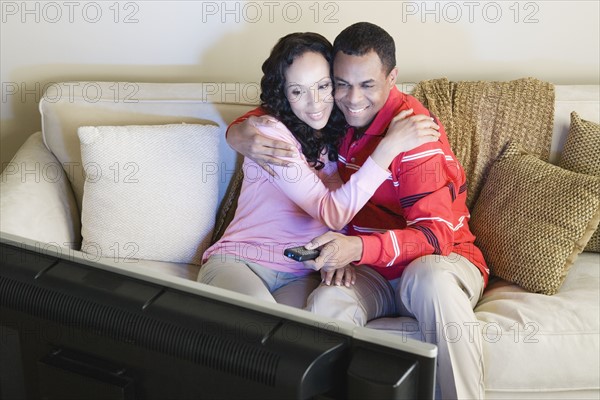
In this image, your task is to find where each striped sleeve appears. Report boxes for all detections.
[358,143,465,268]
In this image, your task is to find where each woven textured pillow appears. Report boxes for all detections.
[210,165,243,244]
[559,112,600,252]
[78,124,222,265]
[471,142,600,295]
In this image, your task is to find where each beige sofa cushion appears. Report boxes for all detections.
[0,132,80,246]
[476,252,600,396]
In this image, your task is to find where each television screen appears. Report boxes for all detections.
[0,232,436,399]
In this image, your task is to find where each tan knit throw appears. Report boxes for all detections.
[413,78,555,208]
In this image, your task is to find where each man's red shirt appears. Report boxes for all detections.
[337,87,488,284]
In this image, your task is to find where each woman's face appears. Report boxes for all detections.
[284,51,334,130]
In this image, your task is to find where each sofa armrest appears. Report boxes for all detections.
[1,132,81,248]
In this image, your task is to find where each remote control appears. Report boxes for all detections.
[284,246,320,262]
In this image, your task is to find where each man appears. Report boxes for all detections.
[228,22,489,399]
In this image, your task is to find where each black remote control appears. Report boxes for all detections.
[284,246,320,262]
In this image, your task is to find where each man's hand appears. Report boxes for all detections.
[320,264,356,287]
[227,115,298,176]
[303,232,363,272]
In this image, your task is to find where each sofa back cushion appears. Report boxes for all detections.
[40,81,600,245]
[39,82,258,213]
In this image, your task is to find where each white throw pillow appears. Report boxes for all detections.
[78,123,222,265]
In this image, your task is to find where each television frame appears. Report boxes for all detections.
[0,232,436,399]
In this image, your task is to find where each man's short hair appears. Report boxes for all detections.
[333,22,396,75]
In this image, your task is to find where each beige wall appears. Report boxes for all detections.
[1,0,599,170]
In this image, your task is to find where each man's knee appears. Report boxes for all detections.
[404,255,448,278]
[400,255,460,297]
[402,255,485,313]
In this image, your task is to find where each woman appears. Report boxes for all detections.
[198,32,437,308]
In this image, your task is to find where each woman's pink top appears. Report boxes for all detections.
[203,121,390,274]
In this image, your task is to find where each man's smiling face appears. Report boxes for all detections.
[333,50,397,131]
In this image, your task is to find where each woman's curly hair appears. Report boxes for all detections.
[260,32,346,170]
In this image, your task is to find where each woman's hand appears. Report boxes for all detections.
[370,109,441,170]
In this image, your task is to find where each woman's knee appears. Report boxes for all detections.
[197,260,222,283]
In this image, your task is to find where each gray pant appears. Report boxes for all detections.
[306,254,485,400]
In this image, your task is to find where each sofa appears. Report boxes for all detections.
[1,81,598,399]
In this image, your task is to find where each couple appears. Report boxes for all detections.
[199,22,489,399]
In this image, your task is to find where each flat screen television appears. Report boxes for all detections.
[0,232,436,399]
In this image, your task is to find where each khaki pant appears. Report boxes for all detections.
[306,254,485,400]
[198,254,321,308]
